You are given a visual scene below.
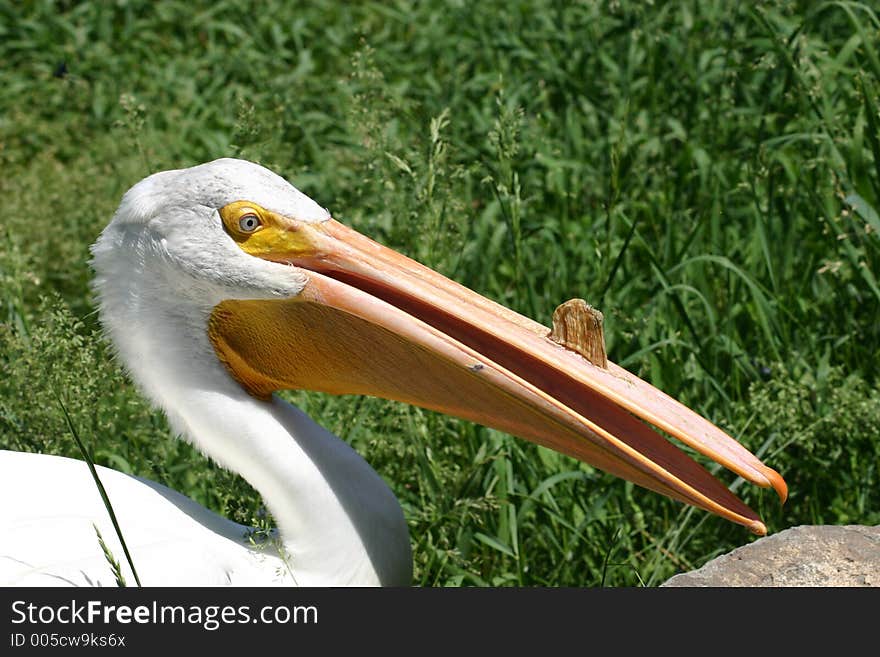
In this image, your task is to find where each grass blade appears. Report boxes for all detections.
[56,392,142,587]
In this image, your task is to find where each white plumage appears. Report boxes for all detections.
[1,160,410,586]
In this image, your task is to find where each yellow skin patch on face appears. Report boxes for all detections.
[219,200,324,261]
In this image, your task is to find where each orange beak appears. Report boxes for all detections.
[208,217,787,535]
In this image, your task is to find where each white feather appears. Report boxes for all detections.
[0,159,412,586]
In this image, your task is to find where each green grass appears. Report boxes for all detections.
[2,0,879,586]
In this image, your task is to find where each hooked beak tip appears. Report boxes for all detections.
[763,466,788,504]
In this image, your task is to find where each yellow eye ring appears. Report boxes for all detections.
[219,201,267,241]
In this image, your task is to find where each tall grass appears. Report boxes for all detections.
[1,1,878,586]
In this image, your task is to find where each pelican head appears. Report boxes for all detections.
[88,158,785,584]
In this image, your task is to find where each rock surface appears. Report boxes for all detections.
[662,525,880,587]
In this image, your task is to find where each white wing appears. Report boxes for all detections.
[0,450,293,586]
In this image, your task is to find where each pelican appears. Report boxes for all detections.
[0,158,786,586]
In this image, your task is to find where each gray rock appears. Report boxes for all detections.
[662,525,880,587]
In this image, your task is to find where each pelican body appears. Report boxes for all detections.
[0,159,786,586]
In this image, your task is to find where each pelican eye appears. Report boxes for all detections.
[219,201,272,245]
[238,213,261,233]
